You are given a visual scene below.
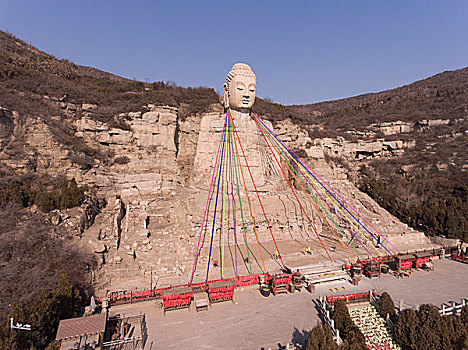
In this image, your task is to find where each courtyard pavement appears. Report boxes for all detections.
[109,258,468,349]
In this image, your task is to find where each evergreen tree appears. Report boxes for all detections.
[67,179,82,207]
[331,300,365,347]
[461,305,468,325]
[341,342,367,350]
[34,186,55,212]
[306,323,339,350]
[58,178,83,209]
[332,300,349,332]
[29,289,59,349]
[59,179,71,209]
[378,292,396,320]
[6,301,32,349]
[5,181,29,207]
[418,304,451,349]
[394,309,419,350]
[53,274,83,320]
[1,275,85,349]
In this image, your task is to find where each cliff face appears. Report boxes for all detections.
[0,97,438,291]
[0,103,180,196]
[72,105,180,197]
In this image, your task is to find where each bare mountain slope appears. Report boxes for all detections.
[291,67,468,127]
[289,67,468,241]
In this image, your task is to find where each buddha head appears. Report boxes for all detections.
[223,63,256,111]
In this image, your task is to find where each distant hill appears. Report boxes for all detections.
[290,67,468,128]
[0,30,220,123]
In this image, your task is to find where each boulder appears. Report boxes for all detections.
[94,243,107,254]
[82,103,97,111]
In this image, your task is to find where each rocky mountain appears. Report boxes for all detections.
[1,29,466,303]
[288,67,468,242]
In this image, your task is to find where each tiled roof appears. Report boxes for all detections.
[55,314,106,340]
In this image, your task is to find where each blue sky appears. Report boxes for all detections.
[1,1,467,105]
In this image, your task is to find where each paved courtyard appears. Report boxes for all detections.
[110,286,318,350]
[109,258,468,350]
[312,258,468,308]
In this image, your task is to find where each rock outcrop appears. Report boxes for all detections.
[0,107,14,150]
[0,104,436,292]
[71,105,180,198]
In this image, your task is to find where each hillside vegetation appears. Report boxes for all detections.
[291,68,468,241]
[292,67,468,126]
[0,30,293,125]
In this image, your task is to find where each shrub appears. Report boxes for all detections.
[461,305,468,325]
[293,148,308,159]
[393,309,419,350]
[0,170,87,212]
[393,304,465,350]
[0,204,94,349]
[3,275,86,350]
[360,175,468,242]
[113,155,130,165]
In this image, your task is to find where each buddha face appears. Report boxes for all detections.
[228,75,256,110]
[223,63,257,111]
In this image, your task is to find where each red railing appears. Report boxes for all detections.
[97,272,274,306]
[326,291,375,304]
[236,273,262,286]
[272,274,292,286]
[414,256,430,268]
[344,255,394,273]
[344,252,437,274]
[451,253,468,264]
[398,259,414,270]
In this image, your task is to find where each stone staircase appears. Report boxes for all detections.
[348,305,401,350]
[294,262,349,285]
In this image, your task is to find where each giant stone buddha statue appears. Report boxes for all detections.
[193,62,279,190]
[191,63,303,246]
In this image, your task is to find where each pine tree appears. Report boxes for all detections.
[6,301,32,349]
[331,300,365,347]
[378,292,396,319]
[67,178,82,208]
[306,323,339,350]
[461,305,468,325]
[53,274,83,320]
[34,187,55,212]
[418,304,451,349]
[59,179,71,209]
[29,289,59,349]
[394,309,419,350]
